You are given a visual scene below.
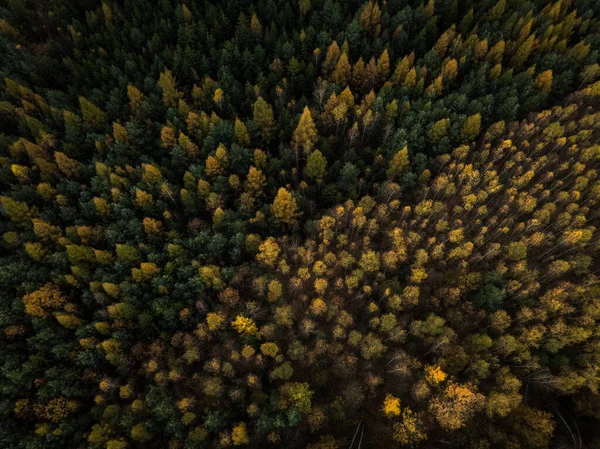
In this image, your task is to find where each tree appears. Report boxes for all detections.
[306,150,327,181]
[250,13,262,39]
[232,422,249,445]
[231,315,259,336]
[55,151,80,177]
[359,1,381,38]
[393,408,427,445]
[253,97,276,143]
[288,383,314,413]
[383,394,401,417]
[534,69,553,94]
[79,96,107,128]
[429,383,485,430]
[488,0,506,21]
[158,69,182,107]
[257,237,280,267]
[377,49,390,82]
[272,188,300,225]
[387,146,409,179]
[245,166,266,194]
[403,68,417,89]
[323,41,341,73]
[510,34,535,68]
[234,118,251,146]
[460,113,481,142]
[332,53,351,85]
[127,85,144,111]
[22,283,66,318]
[292,106,318,154]
[427,118,450,142]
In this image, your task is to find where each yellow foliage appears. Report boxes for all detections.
[232,315,259,337]
[424,365,448,385]
[206,312,225,331]
[143,217,162,235]
[310,298,327,316]
[256,237,280,267]
[383,394,401,418]
[271,187,300,225]
[392,408,427,445]
[232,422,249,445]
[22,283,66,318]
[260,342,279,357]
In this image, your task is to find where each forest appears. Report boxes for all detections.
[1,0,600,448]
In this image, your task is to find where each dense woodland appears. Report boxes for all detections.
[1,0,600,448]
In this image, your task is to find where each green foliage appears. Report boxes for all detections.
[1,1,600,448]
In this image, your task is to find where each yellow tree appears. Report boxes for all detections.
[291,106,318,155]
[158,69,182,107]
[127,85,144,111]
[460,113,481,142]
[271,187,300,226]
[323,41,341,73]
[377,49,390,82]
[234,118,251,146]
[427,118,450,142]
[534,69,553,94]
[332,52,351,86]
[429,383,485,430]
[387,146,409,179]
[79,96,107,128]
[359,1,381,38]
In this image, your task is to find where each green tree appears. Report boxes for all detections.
[305,150,327,181]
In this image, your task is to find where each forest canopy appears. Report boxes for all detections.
[1,0,600,448]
